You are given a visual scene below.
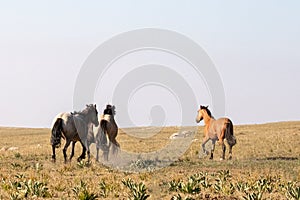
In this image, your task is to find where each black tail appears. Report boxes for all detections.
[225,119,236,147]
[51,118,63,148]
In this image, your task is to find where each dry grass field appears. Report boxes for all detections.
[0,121,299,199]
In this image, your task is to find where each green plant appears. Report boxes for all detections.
[122,178,150,200]
[236,181,252,192]
[242,192,261,200]
[285,182,300,200]
[168,177,200,195]
[72,180,98,200]
[9,192,19,200]
[14,153,21,159]
[213,170,234,195]
[171,193,195,200]
[10,163,21,169]
[190,172,211,189]
[178,178,201,194]
[8,175,50,198]
[169,179,182,192]
[77,161,91,168]
[99,179,116,198]
[171,193,183,200]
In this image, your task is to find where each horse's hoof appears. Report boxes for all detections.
[51,158,56,163]
[219,158,224,161]
[228,156,232,160]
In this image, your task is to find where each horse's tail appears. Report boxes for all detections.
[225,119,236,147]
[51,118,63,148]
[100,119,120,155]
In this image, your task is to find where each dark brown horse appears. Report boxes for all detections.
[93,104,120,161]
[50,104,99,163]
[196,105,236,160]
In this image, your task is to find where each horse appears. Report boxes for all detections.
[50,104,99,163]
[196,105,236,160]
[93,104,120,161]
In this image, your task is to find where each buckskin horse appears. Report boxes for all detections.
[196,105,236,160]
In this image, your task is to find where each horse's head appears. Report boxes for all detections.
[86,104,99,127]
[103,104,116,116]
[196,105,209,123]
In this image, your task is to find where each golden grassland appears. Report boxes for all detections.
[0,121,299,199]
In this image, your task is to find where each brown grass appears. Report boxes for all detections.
[0,121,299,199]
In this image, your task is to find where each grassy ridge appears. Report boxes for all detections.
[0,122,299,199]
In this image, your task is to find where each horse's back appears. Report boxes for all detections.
[52,112,72,125]
[207,117,232,139]
[215,117,231,123]
[52,112,80,139]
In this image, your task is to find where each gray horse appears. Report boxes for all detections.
[50,104,99,163]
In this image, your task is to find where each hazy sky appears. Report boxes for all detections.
[0,1,299,128]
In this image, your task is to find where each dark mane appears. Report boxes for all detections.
[200,105,214,119]
[103,104,116,116]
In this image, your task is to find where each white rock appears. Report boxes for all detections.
[8,147,19,151]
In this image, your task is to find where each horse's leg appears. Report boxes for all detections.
[201,136,210,156]
[69,141,76,161]
[218,123,227,144]
[96,147,99,162]
[228,145,233,160]
[63,140,71,164]
[210,139,216,160]
[103,149,109,161]
[85,140,90,163]
[51,145,56,162]
[77,141,86,162]
[110,138,120,156]
[220,140,226,161]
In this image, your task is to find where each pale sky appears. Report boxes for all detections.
[0,1,299,128]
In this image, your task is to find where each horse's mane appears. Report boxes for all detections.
[103,104,116,116]
[200,105,214,119]
[72,104,97,116]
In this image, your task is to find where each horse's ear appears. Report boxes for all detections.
[94,104,96,108]
[206,105,209,108]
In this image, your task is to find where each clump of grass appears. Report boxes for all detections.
[10,163,22,169]
[77,161,91,168]
[122,178,150,200]
[171,193,194,200]
[285,181,300,200]
[72,180,98,200]
[98,179,118,198]
[213,170,235,195]
[167,170,300,199]
[6,174,51,199]
[14,153,21,159]
[34,162,43,172]
[168,178,201,195]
